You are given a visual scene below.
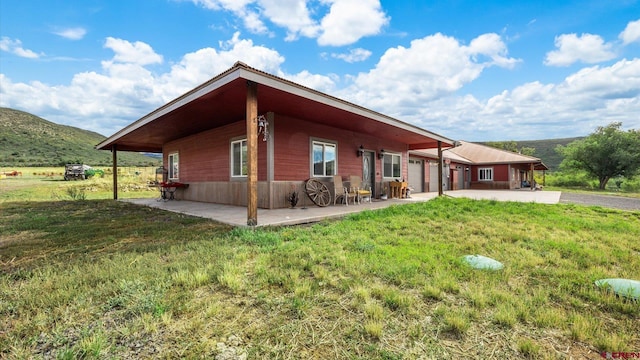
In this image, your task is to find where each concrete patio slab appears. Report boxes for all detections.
[123,192,439,227]
[123,190,561,227]
[445,189,562,204]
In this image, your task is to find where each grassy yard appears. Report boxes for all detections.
[543,186,640,199]
[1,192,638,359]
[0,167,158,203]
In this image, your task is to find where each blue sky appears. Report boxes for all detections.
[1,0,639,141]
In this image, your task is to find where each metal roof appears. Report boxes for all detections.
[96,62,455,152]
[411,140,548,170]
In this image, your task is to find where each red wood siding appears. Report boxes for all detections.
[159,113,421,208]
[494,164,509,181]
[163,121,268,182]
[274,115,407,183]
[469,164,510,189]
[470,164,508,182]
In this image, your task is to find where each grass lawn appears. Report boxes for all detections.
[1,184,639,358]
[0,167,158,203]
[544,186,640,199]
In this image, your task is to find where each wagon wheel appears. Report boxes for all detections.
[305,178,331,207]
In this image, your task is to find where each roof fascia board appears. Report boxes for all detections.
[408,150,474,164]
[473,160,544,165]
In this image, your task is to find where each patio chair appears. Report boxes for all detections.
[333,175,357,205]
[349,175,372,203]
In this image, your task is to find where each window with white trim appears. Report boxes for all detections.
[312,140,336,177]
[168,152,179,180]
[231,139,248,177]
[478,167,493,181]
[383,153,401,178]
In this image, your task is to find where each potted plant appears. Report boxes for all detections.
[287,184,299,208]
[379,182,388,200]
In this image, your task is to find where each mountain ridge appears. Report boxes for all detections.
[1,107,574,170]
[0,107,160,167]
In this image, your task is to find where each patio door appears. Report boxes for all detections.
[362,151,375,197]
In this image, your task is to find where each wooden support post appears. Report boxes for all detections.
[266,112,275,209]
[246,81,258,226]
[530,163,535,191]
[437,141,443,196]
[112,145,118,200]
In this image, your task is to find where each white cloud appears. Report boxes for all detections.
[185,0,388,46]
[281,70,337,93]
[103,37,163,66]
[0,33,296,135]
[242,11,270,34]
[158,32,286,101]
[317,0,389,46]
[449,58,640,140]
[619,18,640,45]
[190,0,253,12]
[340,33,520,112]
[331,48,372,63]
[53,27,87,40]
[544,33,616,66]
[2,29,639,142]
[259,0,320,40]
[0,37,41,59]
[188,0,269,34]
[468,33,520,68]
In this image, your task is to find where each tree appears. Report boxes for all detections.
[557,122,640,189]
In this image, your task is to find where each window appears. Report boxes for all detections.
[231,139,247,177]
[383,153,401,178]
[312,140,336,177]
[168,152,179,180]
[479,168,493,181]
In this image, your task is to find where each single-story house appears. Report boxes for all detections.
[96,62,455,225]
[410,141,548,191]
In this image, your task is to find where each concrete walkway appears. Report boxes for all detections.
[446,189,562,204]
[123,189,562,227]
[124,192,439,227]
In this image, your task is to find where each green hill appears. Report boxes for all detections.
[0,107,160,167]
[481,137,582,171]
[515,138,582,171]
[1,106,581,170]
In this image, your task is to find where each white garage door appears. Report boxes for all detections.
[408,158,424,193]
[429,162,439,192]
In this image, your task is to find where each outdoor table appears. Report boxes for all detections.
[158,182,188,201]
[389,181,408,198]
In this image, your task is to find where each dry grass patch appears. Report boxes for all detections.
[1,197,639,359]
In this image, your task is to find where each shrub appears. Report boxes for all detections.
[620,176,640,192]
[66,186,87,200]
[545,172,596,188]
[84,169,105,179]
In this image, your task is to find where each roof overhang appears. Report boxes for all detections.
[96,62,455,153]
[470,160,549,170]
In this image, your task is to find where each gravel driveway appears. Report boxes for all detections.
[560,193,640,211]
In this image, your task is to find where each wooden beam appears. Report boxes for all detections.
[112,145,118,200]
[266,112,275,209]
[246,81,258,226]
[437,141,443,196]
[530,163,535,191]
